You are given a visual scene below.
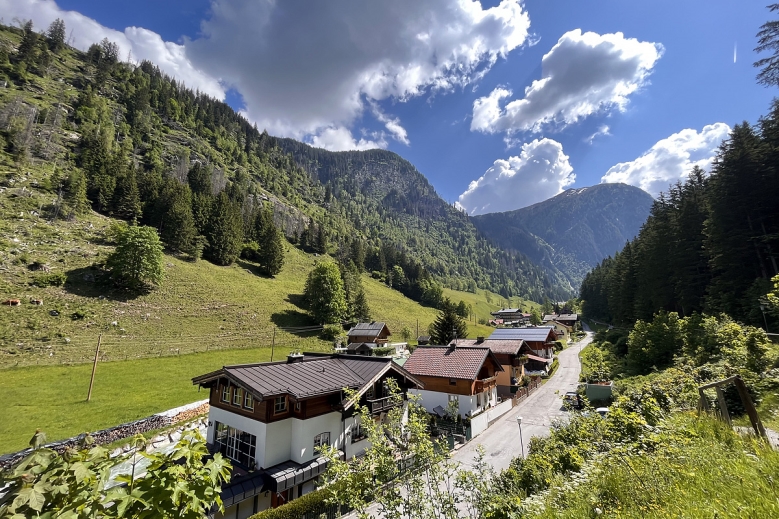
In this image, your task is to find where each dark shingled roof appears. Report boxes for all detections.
[346,342,378,351]
[543,313,578,322]
[448,339,524,355]
[403,346,504,380]
[347,321,390,337]
[192,355,419,402]
[488,327,557,342]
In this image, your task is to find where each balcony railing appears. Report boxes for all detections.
[367,394,403,413]
[474,375,498,394]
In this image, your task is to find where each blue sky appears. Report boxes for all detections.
[7,0,776,213]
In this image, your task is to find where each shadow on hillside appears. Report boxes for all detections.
[270,309,317,333]
[235,259,273,279]
[63,266,151,301]
[286,293,307,309]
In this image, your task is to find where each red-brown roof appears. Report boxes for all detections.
[448,339,523,355]
[404,346,504,380]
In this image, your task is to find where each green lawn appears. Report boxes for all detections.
[0,345,313,454]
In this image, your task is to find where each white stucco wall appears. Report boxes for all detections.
[289,412,343,464]
[263,419,292,468]
[410,389,496,419]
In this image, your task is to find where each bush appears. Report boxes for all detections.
[553,340,565,352]
[320,324,342,341]
[372,346,395,357]
[250,482,349,519]
[543,358,560,378]
[31,272,66,287]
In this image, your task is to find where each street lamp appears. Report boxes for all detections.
[516,416,524,458]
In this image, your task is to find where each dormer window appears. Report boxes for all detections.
[274,395,287,414]
[233,387,243,406]
[244,392,254,410]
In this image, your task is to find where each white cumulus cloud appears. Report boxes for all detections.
[186,0,531,148]
[471,29,663,136]
[600,123,732,196]
[0,0,225,99]
[456,138,575,215]
[309,127,386,152]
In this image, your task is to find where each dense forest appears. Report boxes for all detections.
[580,105,779,328]
[0,21,572,307]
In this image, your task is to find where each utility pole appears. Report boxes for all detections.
[86,335,102,402]
[270,327,276,361]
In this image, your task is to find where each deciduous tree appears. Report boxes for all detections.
[305,261,347,324]
[106,225,164,289]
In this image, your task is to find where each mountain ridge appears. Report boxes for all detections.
[471,183,654,288]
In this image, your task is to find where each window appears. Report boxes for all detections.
[233,387,243,406]
[314,432,331,450]
[448,394,458,403]
[274,395,287,414]
[221,385,230,403]
[449,378,457,386]
[351,419,365,443]
[214,422,257,468]
[244,392,254,410]
[295,402,301,412]
[365,386,374,400]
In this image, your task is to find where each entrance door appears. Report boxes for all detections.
[271,489,289,508]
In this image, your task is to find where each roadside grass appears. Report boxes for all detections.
[0,344,310,454]
[529,413,779,518]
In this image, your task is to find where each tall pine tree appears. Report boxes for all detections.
[205,191,243,266]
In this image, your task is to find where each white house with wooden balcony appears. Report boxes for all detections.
[403,345,503,421]
[192,353,423,519]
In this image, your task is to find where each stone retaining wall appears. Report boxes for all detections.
[0,400,209,471]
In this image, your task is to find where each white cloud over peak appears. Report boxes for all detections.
[600,123,731,196]
[471,29,663,136]
[0,0,225,99]
[309,127,386,152]
[456,138,575,215]
[186,0,531,147]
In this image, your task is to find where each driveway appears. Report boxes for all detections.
[453,332,592,471]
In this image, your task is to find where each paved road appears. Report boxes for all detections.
[453,331,592,471]
[342,331,593,517]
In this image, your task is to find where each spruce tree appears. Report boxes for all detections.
[64,169,90,218]
[430,298,468,344]
[205,191,243,266]
[46,19,66,53]
[258,220,285,276]
[158,182,197,255]
[353,287,371,322]
[16,21,38,66]
[113,168,142,223]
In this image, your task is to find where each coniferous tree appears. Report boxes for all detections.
[113,167,142,223]
[156,180,197,255]
[429,298,468,345]
[254,207,285,276]
[46,18,66,53]
[64,169,90,218]
[205,191,243,266]
[16,21,38,66]
[353,287,371,322]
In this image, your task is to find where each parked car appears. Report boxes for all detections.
[563,391,583,409]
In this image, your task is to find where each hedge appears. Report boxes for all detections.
[543,357,560,379]
[371,346,395,357]
[248,481,351,519]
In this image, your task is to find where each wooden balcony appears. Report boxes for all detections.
[513,356,528,367]
[367,394,403,413]
[474,375,498,394]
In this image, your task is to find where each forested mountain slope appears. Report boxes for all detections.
[581,112,779,327]
[0,20,573,319]
[274,139,574,300]
[472,183,653,288]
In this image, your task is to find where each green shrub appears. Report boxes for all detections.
[543,358,560,378]
[372,346,395,357]
[249,482,349,519]
[320,324,342,341]
[31,272,67,287]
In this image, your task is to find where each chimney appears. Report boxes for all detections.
[287,352,305,364]
[476,336,485,344]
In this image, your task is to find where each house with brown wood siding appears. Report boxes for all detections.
[451,337,527,399]
[346,321,391,344]
[403,345,503,420]
[192,353,422,518]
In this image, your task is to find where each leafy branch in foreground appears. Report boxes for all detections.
[0,429,230,518]
[317,379,492,519]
